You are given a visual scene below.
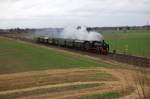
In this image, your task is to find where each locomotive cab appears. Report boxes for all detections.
[102,40,109,54]
[93,40,109,55]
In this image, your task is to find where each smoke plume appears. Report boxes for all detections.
[61,26,104,41]
[32,26,104,41]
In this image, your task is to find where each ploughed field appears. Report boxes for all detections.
[102,30,150,57]
[0,37,149,99]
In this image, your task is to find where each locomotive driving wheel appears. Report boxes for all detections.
[84,42,90,51]
[96,47,101,54]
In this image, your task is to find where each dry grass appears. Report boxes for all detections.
[133,67,150,99]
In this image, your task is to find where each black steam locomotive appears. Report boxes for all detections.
[36,36,109,55]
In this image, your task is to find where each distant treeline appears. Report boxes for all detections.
[0,28,63,34]
[0,28,36,34]
[87,25,150,32]
[0,25,150,34]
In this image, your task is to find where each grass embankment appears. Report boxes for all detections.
[0,37,112,74]
[102,30,150,57]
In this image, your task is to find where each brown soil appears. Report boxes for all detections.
[0,68,144,99]
[0,69,117,91]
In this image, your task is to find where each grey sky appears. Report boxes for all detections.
[0,0,150,28]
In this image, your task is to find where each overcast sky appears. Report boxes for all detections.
[0,0,150,28]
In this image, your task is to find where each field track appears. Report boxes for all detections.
[1,34,149,68]
[0,68,138,99]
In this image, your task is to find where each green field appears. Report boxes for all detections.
[102,30,150,57]
[0,37,112,74]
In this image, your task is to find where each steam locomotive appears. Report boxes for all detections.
[36,36,109,55]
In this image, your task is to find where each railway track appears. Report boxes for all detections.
[108,53,150,67]
[1,34,150,68]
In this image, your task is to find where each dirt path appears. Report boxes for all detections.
[0,68,141,99]
[23,83,120,99]
[21,68,137,99]
[0,81,118,95]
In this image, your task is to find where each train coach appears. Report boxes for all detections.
[36,36,109,55]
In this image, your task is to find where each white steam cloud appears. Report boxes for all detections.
[33,26,104,41]
[61,26,104,41]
